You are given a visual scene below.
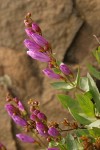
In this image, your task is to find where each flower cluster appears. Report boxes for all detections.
[5,94,60,149]
[24,13,73,81]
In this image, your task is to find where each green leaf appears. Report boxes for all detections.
[57,94,69,108]
[76,94,95,118]
[75,68,80,86]
[87,64,100,80]
[58,94,93,125]
[78,77,89,92]
[87,73,100,112]
[51,82,75,90]
[75,127,100,138]
[93,47,100,64]
[87,120,100,128]
[65,134,78,150]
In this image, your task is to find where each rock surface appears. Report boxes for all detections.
[0,0,100,150]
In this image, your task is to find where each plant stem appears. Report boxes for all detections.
[32,131,47,148]
[60,126,86,132]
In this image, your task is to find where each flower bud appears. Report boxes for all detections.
[37,112,47,121]
[17,101,25,113]
[36,122,48,136]
[16,133,35,143]
[31,33,50,50]
[5,104,16,117]
[12,115,27,127]
[43,68,61,79]
[27,51,51,62]
[36,122,48,132]
[24,39,42,52]
[33,109,40,115]
[30,114,38,121]
[60,63,72,76]
[32,23,42,34]
[48,127,60,137]
[25,28,33,37]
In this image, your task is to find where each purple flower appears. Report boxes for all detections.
[12,115,27,127]
[32,23,42,34]
[31,33,49,49]
[16,133,35,143]
[60,63,72,75]
[48,148,60,150]
[48,127,60,137]
[37,112,47,121]
[5,104,16,117]
[24,39,42,52]
[25,28,33,37]
[30,114,38,121]
[27,51,51,62]
[43,68,61,79]
[36,122,48,136]
[33,109,40,115]
[17,101,25,112]
[25,29,50,50]
[36,122,48,132]
[38,130,49,137]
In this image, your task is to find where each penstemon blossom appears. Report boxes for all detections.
[3,13,100,150]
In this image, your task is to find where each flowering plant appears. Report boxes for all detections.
[1,13,100,150]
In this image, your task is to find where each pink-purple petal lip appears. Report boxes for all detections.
[27,51,51,62]
[12,115,27,127]
[43,68,61,79]
[60,63,71,75]
[31,33,49,48]
[16,133,35,143]
[48,127,60,137]
[24,39,42,51]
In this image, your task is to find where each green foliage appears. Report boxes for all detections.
[87,73,100,113]
[93,46,100,64]
[65,134,79,150]
[75,127,100,138]
[76,93,95,118]
[87,64,100,80]
[78,77,89,92]
[58,94,96,125]
[51,82,75,90]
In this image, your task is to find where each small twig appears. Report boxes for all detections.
[93,35,100,45]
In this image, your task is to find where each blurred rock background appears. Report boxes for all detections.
[0,0,100,149]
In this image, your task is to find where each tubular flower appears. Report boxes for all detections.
[32,23,42,34]
[30,114,38,121]
[17,101,25,113]
[33,109,40,115]
[36,122,48,137]
[37,112,47,121]
[60,63,72,76]
[27,51,51,62]
[16,133,35,143]
[31,33,50,50]
[12,115,27,127]
[25,28,50,50]
[5,104,17,117]
[43,68,61,79]
[48,127,60,137]
[24,39,43,52]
